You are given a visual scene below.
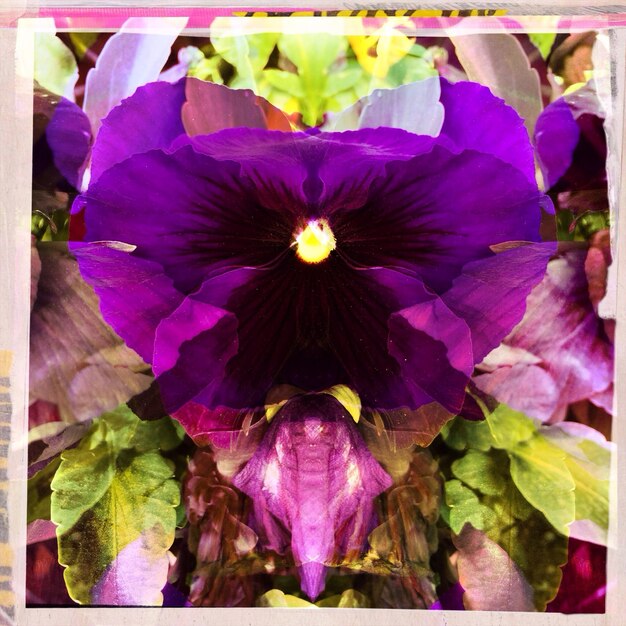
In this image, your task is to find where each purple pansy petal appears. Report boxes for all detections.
[189,266,300,410]
[429,582,465,610]
[83,17,186,137]
[388,286,474,414]
[535,83,607,196]
[181,78,292,136]
[71,242,185,363]
[474,246,613,422]
[534,97,580,189]
[91,77,293,184]
[438,79,536,183]
[75,90,549,428]
[187,126,435,213]
[440,242,555,365]
[339,145,545,292]
[82,145,281,294]
[46,96,92,188]
[90,80,186,183]
[233,394,392,599]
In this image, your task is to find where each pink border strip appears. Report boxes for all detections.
[11,8,626,30]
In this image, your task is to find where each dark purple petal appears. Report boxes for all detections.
[46,96,92,188]
[82,144,285,294]
[429,582,465,610]
[534,97,580,189]
[535,84,607,196]
[388,284,474,414]
[474,246,613,422]
[233,394,392,599]
[439,79,536,182]
[187,126,435,213]
[71,242,185,363]
[338,144,546,292]
[90,80,186,183]
[441,242,556,365]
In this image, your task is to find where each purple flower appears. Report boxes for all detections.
[71,77,553,441]
[233,392,392,599]
[534,83,608,214]
[474,241,613,423]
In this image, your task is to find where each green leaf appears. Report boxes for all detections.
[35,32,78,99]
[278,33,346,125]
[212,31,278,89]
[323,67,364,98]
[483,402,537,450]
[50,406,181,604]
[543,424,611,543]
[69,32,98,59]
[443,432,568,609]
[444,479,498,534]
[529,33,557,59]
[451,449,506,496]
[508,433,576,534]
[263,69,304,98]
[440,416,493,452]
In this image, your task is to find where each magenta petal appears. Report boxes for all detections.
[233,394,392,599]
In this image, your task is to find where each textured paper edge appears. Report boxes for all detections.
[1,8,624,626]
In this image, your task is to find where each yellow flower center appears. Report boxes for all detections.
[294,219,336,264]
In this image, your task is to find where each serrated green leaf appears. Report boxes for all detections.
[50,406,181,604]
[212,32,278,89]
[451,449,507,496]
[35,32,78,99]
[263,69,304,98]
[509,433,576,534]
[323,67,364,98]
[444,479,497,534]
[278,33,346,125]
[440,416,493,452]
[542,424,611,542]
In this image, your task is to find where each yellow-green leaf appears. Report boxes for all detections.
[50,406,181,605]
[509,434,576,534]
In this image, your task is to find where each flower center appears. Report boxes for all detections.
[293,219,336,264]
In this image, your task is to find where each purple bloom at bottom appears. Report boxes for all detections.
[233,393,392,599]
